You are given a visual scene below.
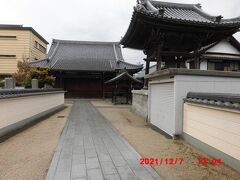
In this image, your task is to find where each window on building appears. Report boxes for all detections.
[0,36,16,39]
[0,55,16,58]
[214,62,224,71]
[207,61,215,70]
[34,41,46,53]
[225,61,240,71]
[35,41,38,48]
[39,44,46,53]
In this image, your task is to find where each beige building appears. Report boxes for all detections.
[0,24,48,76]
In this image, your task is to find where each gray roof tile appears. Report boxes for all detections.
[135,1,240,26]
[30,59,49,67]
[105,72,143,84]
[30,39,143,72]
[185,92,240,111]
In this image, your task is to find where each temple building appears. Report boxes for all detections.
[136,36,240,81]
[121,0,240,86]
[126,2,240,171]
[31,39,143,98]
[189,36,240,71]
[105,70,142,104]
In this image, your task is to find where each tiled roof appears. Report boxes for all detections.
[105,72,143,84]
[185,92,240,111]
[115,61,143,70]
[198,36,240,61]
[30,59,49,67]
[202,53,240,61]
[135,0,240,26]
[135,64,157,79]
[31,39,143,72]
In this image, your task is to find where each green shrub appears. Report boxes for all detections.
[12,59,56,88]
[0,80,4,88]
[29,67,56,88]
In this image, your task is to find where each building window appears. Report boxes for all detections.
[0,36,16,39]
[207,61,215,70]
[39,44,46,53]
[214,62,224,71]
[0,55,16,58]
[34,41,46,53]
[35,41,38,48]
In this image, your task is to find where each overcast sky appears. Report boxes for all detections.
[0,0,240,64]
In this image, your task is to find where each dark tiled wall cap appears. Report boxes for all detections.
[0,89,64,99]
[185,92,240,110]
[146,68,240,79]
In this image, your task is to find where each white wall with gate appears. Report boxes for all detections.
[148,69,240,137]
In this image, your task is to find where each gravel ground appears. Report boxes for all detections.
[93,100,240,180]
[0,104,72,180]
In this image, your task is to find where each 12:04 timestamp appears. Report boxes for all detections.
[140,158,184,165]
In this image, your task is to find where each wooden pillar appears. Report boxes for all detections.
[101,72,105,99]
[144,56,150,88]
[195,57,200,69]
[176,57,181,68]
[59,71,63,89]
[194,51,200,69]
[156,46,163,71]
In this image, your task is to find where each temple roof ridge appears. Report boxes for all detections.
[135,0,240,25]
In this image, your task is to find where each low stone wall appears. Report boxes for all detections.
[0,89,65,139]
[131,89,148,121]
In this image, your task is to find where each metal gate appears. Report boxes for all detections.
[149,82,175,136]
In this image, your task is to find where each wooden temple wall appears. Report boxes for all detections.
[53,72,136,98]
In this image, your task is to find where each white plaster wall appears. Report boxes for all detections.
[174,75,240,135]
[200,61,208,70]
[183,103,240,161]
[206,39,240,54]
[0,93,64,129]
[149,75,240,136]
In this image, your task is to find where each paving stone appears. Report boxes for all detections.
[85,148,97,158]
[45,151,61,180]
[60,150,72,160]
[73,145,84,155]
[71,164,86,178]
[98,153,112,162]
[46,100,161,180]
[71,177,86,180]
[100,161,117,175]
[56,158,72,171]
[86,157,100,169]
[72,154,85,165]
[104,174,121,180]
[87,168,104,180]
[110,155,127,167]
[116,166,135,180]
[54,171,71,180]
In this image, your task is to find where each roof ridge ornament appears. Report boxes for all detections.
[215,15,223,23]
[158,8,165,17]
[139,0,159,14]
[196,3,202,9]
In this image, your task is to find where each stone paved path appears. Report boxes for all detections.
[46,100,162,180]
